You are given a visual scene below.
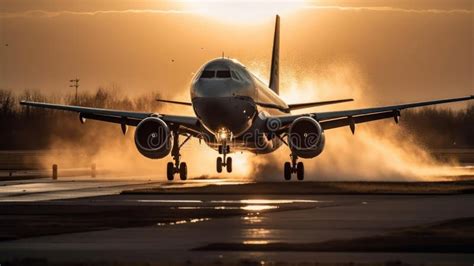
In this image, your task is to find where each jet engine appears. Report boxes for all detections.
[288,117,325,158]
[134,117,172,159]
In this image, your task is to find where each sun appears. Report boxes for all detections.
[181,0,306,24]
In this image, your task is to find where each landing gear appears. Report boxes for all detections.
[179,162,187,181]
[167,162,174,181]
[216,144,232,173]
[284,162,291,180]
[226,157,232,173]
[283,154,304,181]
[296,162,304,181]
[166,130,191,181]
[216,157,222,173]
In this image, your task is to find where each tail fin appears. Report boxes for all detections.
[269,15,280,94]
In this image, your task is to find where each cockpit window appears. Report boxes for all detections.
[231,71,241,81]
[200,70,215,79]
[200,69,240,80]
[216,70,231,78]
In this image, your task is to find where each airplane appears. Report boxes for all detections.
[20,15,473,181]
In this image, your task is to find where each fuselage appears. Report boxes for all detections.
[190,58,287,154]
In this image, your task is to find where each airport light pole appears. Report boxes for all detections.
[69,78,80,104]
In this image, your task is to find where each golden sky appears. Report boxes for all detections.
[0,0,472,103]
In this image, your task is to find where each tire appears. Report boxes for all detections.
[284,162,291,180]
[216,157,223,173]
[179,162,187,180]
[166,162,174,181]
[296,162,304,181]
[226,157,232,173]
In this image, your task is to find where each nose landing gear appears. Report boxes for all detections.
[283,154,304,181]
[166,131,190,181]
[216,144,232,173]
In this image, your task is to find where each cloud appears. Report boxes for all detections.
[1,5,471,19]
[0,9,200,19]
[304,5,472,14]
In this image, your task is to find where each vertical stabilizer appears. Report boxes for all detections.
[269,15,280,94]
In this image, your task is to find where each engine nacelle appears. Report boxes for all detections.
[134,117,172,159]
[288,116,325,158]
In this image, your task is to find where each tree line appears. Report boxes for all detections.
[0,88,162,150]
[401,103,474,148]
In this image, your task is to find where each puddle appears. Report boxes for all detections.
[137,199,203,203]
[176,206,239,210]
[243,240,269,245]
[211,199,321,204]
[137,198,323,218]
[241,205,278,211]
[176,205,279,211]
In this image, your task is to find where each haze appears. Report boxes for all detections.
[0,0,472,104]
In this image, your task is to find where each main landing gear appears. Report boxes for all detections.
[216,144,232,173]
[167,131,191,181]
[284,154,304,181]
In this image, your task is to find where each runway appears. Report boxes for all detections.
[0,175,248,202]
[1,175,474,265]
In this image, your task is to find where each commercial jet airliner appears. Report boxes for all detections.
[21,15,473,181]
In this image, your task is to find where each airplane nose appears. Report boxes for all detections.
[192,96,257,137]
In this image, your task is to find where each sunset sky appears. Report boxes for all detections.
[0,0,472,105]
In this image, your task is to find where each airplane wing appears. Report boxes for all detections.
[287,98,353,111]
[255,98,353,112]
[156,99,192,106]
[19,101,200,134]
[268,95,474,133]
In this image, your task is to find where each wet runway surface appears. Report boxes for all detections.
[0,176,248,201]
[1,177,474,265]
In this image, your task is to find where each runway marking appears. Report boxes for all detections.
[136,199,203,203]
[210,199,323,204]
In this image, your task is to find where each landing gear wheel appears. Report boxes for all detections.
[166,162,174,181]
[216,157,223,173]
[226,157,232,173]
[296,162,304,181]
[179,162,187,180]
[165,130,193,182]
[284,162,292,180]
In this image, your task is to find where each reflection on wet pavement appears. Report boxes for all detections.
[240,205,278,211]
[0,177,251,201]
[213,199,321,204]
[157,218,211,226]
[243,240,269,245]
[131,196,328,245]
[130,198,327,213]
[241,212,274,244]
[134,198,325,214]
[137,199,203,203]
[242,215,263,224]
